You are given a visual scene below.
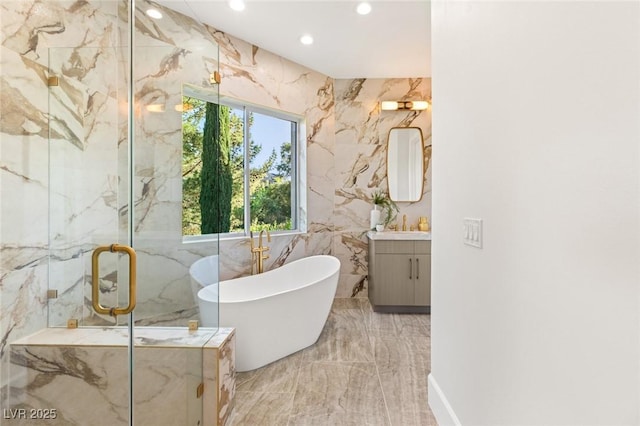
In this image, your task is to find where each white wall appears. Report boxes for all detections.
[429,1,640,425]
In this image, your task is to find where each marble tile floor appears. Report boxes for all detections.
[227,298,437,426]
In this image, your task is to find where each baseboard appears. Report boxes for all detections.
[428,373,462,426]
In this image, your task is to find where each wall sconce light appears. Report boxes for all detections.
[380,100,429,111]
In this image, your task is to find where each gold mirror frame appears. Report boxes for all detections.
[386,127,425,202]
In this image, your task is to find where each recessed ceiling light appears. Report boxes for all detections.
[229,0,245,11]
[146,8,163,19]
[300,34,314,45]
[356,2,372,15]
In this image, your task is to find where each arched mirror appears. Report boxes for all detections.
[387,127,425,202]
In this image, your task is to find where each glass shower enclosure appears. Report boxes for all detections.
[32,1,221,424]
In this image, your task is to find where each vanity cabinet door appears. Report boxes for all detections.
[414,254,431,306]
[375,254,415,306]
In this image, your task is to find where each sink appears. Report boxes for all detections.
[366,230,431,241]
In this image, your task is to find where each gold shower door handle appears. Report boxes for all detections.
[92,244,137,317]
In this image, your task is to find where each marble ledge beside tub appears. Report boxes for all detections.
[8,327,236,426]
[366,230,431,240]
[10,326,234,348]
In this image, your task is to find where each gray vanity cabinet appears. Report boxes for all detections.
[368,239,431,313]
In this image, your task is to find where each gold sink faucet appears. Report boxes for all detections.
[402,214,407,231]
[250,230,271,274]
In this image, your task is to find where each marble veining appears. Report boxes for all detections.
[7,327,235,425]
[217,331,236,425]
[301,307,374,363]
[290,361,389,424]
[333,77,431,298]
[374,336,432,426]
[1,0,430,410]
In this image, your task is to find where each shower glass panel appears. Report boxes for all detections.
[47,43,135,423]
[47,45,129,328]
[45,2,220,423]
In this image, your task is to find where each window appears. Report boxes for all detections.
[182,92,300,238]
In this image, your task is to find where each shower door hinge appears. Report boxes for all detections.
[196,382,204,398]
[67,319,78,329]
[209,71,221,85]
[48,76,59,87]
[47,289,58,299]
[188,320,199,331]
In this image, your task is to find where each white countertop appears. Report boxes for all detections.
[367,230,431,241]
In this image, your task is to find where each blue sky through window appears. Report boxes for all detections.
[250,112,292,171]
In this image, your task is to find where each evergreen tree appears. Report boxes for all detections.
[200,102,232,233]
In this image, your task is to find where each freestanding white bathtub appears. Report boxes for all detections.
[189,254,219,304]
[196,255,340,372]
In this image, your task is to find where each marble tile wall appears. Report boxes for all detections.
[207,26,335,279]
[0,0,430,404]
[333,78,432,297]
[1,0,121,397]
[208,37,432,298]
[0,0,224,399]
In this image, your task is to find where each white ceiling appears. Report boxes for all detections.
[154,0,430,79]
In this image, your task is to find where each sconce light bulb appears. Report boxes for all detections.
[410,101,429,110]
[381,101,399,111]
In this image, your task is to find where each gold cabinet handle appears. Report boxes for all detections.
[416,258,420,280]
[92,244,137,317]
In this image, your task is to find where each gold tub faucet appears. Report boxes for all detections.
[250,230,271,274]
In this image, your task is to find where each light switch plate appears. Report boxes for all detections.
[463,218,483,248]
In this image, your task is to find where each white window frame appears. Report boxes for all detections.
[182,93,305,242]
